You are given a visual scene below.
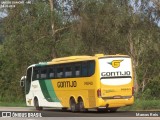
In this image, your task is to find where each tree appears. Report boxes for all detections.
[49,0,71,58]
[71,0,160,94]
[0,0,159,102]
[0,2,56,101]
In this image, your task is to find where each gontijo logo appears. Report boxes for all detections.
[108,60,123,68]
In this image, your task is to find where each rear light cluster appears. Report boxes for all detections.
[97,89,101,97]
[132,87,134,96]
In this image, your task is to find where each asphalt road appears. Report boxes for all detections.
[0,107,159,120]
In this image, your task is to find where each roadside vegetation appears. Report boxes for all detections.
[0,0,159,110]
[0,99,159,110]
[0,101,26,107]
[120,99,160,111]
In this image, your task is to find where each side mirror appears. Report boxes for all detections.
[20,76,26,87]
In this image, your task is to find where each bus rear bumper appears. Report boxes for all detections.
[98,96,134,108]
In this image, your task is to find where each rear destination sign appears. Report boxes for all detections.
[101,71,131,77]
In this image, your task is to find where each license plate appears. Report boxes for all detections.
[113,96,121,99]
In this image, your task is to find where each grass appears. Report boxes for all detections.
[0,96,26,107]
[0,101,26,107]
[119,99,160,111]
[0,98,160,111]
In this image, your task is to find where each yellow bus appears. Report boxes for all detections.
[20,54,134,112]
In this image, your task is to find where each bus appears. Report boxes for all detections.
[20,54,134,112]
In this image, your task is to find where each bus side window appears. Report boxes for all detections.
[33,68,40,80]
[57,66,64,78]
[75,65,81,77]
[88,61,95,76]
[65,65,72,77]
[82,62,88,77]
[40,68,47,79]
[48,66,55,79]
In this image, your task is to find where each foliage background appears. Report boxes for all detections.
[0,0,159,102]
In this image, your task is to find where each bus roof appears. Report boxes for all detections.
[51,55,92,62]
[27,54,130,68]
[50,54,129,63]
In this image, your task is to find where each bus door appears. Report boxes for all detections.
[25,67,34,106]
[99,56,133,99]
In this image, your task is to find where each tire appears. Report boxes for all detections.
[69,98,77,112]
[107,107,118,112]
[97,107,118,112]
[34,98,43,111]
[62,107,68,111]
[97,108,108,112]
[78,98,87,112]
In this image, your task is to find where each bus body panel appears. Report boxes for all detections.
[26,79,63,107]
[50,75,98,108]
[96,57,134,108]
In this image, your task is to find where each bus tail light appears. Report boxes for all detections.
[97,89,101,98]
[132,87,134,95]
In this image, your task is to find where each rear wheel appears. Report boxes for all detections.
[97,108,108,112]
[107,107,118,112]
[78,98,87,112]
[62,107,68,111]
[97,107,118,112]
[34,98,43,111]
[69,98,77,112]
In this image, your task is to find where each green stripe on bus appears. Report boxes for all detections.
[45,80,60,102]
[39,80,60,102]
[39,80,52,102]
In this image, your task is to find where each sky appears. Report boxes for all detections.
[0,11,7,18]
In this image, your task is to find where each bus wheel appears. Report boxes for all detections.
[34,98,43,111]
[62,107,68,111]
[107,107,118,112]
[78,98,87,112]
[69,98,77,112]
[97,108,107,112]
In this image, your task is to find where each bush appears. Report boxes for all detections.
[142,88,152,100]
[120,99,160,111]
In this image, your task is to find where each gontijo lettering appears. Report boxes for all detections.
[57,81,77,88]
[101,71,131,77]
